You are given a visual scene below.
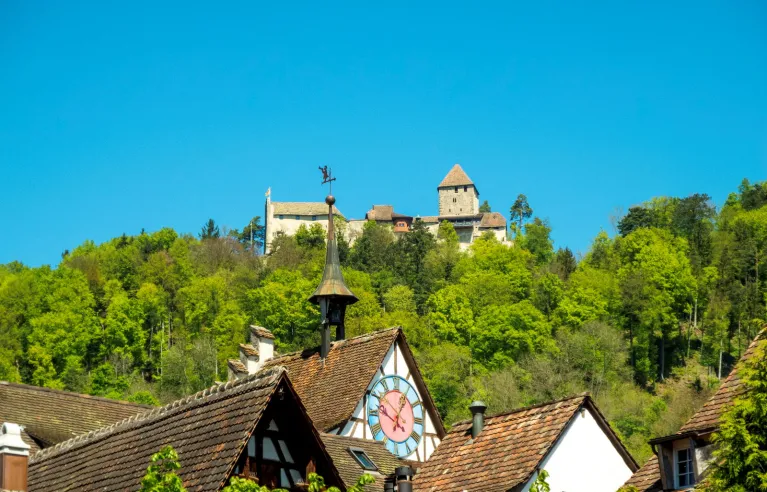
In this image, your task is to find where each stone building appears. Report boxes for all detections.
[263,164,507,253]
[263,190,344,254]
[437,164,480,216]
[423,164,508,249]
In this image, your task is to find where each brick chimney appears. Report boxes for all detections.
[0,422,30,491]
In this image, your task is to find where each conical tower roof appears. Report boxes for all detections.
[438,163,474,188]
[308,195,358,305]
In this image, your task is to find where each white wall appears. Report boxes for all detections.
[521,407,634,492]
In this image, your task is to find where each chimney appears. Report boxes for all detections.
[0,422,30,491]
[469,401,487,439]
[245,325,275,373]
[394,466,414,492]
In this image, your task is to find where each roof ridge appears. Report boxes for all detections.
[0,381,152,409]
[438,163,474,188]
[267,327,401,363]
[450,393,590,426]
[29,366,287,465]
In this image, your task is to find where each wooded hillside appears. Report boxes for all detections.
[1,178,765,463]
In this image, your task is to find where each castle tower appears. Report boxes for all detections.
[437,164,479,216]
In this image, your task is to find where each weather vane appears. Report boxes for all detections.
[318,165,336,195]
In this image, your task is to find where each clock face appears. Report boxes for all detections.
[367,375,424,458]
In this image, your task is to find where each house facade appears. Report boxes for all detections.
[622,330,765,491]
[412,395,637,492]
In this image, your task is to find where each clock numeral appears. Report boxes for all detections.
[414,417,424,426]
[410,430,421,443]
[382,436,389,445]
[405,442,412,455]
[369,407,379,417]
[381,379,389,391]
[393,377,400,390]
[371,422,382,436]
[413,400,422,410]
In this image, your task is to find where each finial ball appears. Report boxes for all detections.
[325,195,336,205]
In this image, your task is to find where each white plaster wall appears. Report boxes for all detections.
[338,341,441,461]
[520,408,633,492]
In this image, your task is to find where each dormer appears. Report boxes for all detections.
[649,431,716,490]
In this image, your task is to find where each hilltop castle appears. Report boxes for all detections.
[264,164,508,253]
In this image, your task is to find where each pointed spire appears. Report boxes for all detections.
[309,194,357,358]
[309,195,358,304]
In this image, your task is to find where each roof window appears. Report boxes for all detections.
[348,447,378,471]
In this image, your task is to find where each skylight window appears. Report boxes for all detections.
[348,447,378,471]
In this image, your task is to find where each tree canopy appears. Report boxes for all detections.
[2,179,766,465]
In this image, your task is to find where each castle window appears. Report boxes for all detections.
[454,187,458,193]
[312,216,317,221]
[295,215,300,220]
[279,215,284,220]
[464,186,468,192]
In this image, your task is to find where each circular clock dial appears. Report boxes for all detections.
[367,375,424,458]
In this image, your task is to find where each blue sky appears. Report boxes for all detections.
[1,1,765,266]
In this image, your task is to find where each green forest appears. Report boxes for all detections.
[1,179,766,464]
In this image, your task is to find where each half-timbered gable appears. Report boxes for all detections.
[252,327,445,462]
[27,367,343,492]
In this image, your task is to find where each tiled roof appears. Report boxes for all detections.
[367,205,394,221]
[0,381,150,450]
[438,164,474,188]
[262,328,444,437]
[27,368,305,492]
[250,325,275,340]
[413,394,634,492]
[621,329,766,491]
[418,216,439,223]
[677,335,764,433]
[479,212,506,228]
[272,202,345,219]
[622,455,662,491]
[320,434,406,489]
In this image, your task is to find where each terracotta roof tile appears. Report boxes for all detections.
[320,434,407,489]
[28,368,289,492]
[261,328,401,432]
[0,381,150,448]
[413,395,588,492]
[367,205,394,221]
[479,212,506,228]
[438,164,474,188]
[272,202,344,219]
[622,455,662,491]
